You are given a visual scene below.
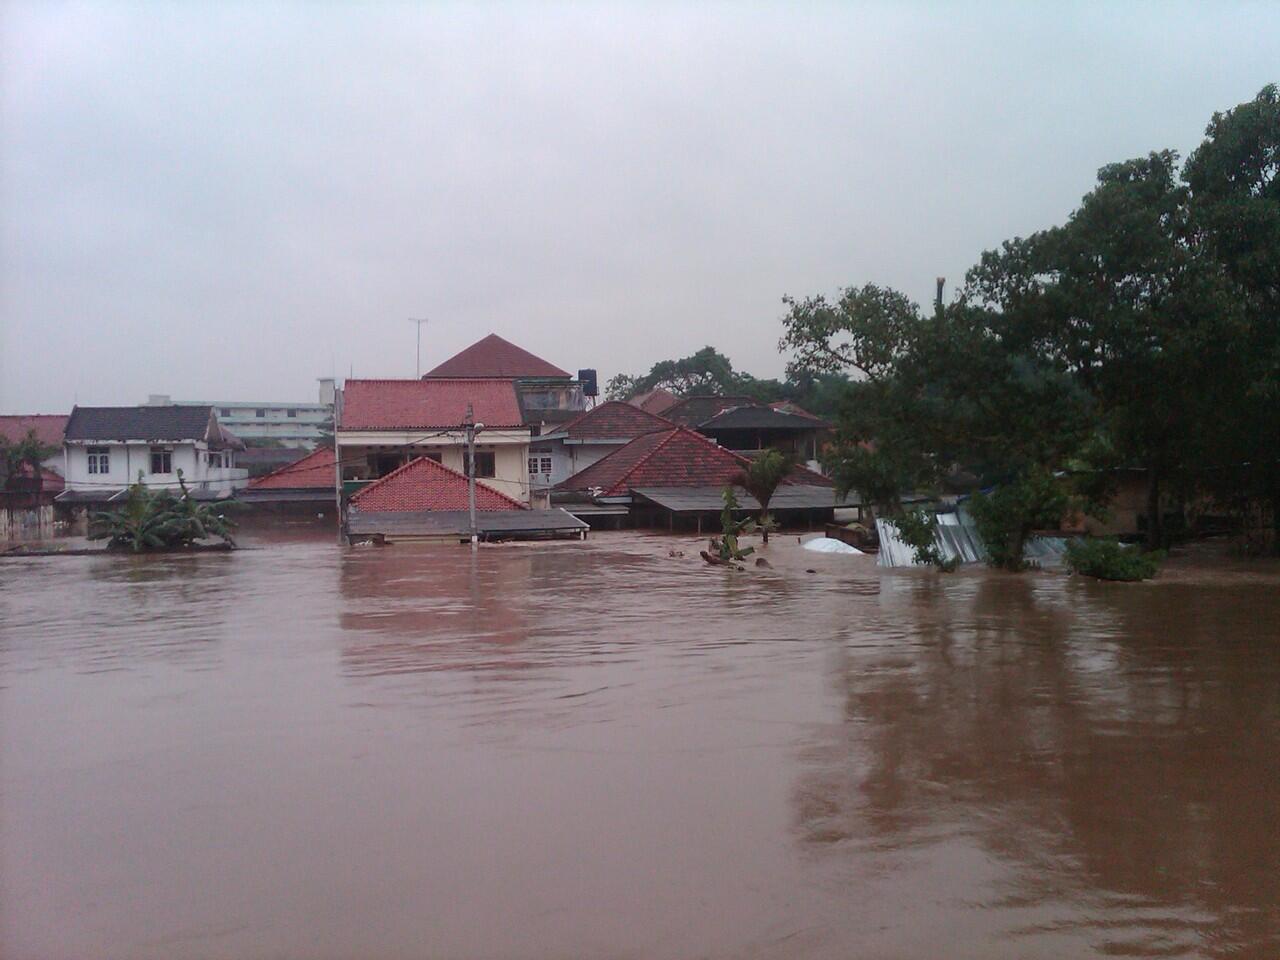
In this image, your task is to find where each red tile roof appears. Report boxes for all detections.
[628,388,679,415]
[556,400,674,441]
[247,447,336,490]
[349,456,527,512]
[424,334,570,379]
[0,414,67,447]
[339,379,524,431]
[554,427,747,496]
[557,426,832,496]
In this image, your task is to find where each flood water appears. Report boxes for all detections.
[2,530,1278,959]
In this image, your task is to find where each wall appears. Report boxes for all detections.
[1,503,55,540]
[64,442,249,494]
[336,430,531,504]
[532,440,622,492]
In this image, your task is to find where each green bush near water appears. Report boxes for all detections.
[1064,538,1163,581]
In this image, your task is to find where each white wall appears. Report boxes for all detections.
[65,442,248,494]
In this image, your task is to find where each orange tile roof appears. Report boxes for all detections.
[339,379,524,431]
[349,456,527,512]
[0,414,67,447]
[247,447,336,490]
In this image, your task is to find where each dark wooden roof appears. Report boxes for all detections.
[64,405,235,445]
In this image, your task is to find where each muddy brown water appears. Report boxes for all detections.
[1,531,1278,959]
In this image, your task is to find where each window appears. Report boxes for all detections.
[464,450,496,478]
[87,447,109,474]
[422,451,443,463]
[528,456,553,476]
[221,408,232,417]
[150,447,173,474]
[287,408,297,418]
[255,408,266,418]
[208,451,223,469]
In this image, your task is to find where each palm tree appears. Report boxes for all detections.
[732,448,795,544]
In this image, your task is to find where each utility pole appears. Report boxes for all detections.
[409,317,429,378]
[465,402,478,545]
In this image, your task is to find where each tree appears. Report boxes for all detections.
[89,471,237,552]
[732,448,795,543]
[0,429,59,497]
[1183,84,1280,552]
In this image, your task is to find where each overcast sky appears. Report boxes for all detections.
[2,2,1277,412]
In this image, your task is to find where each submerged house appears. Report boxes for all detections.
[57,405,248,506]
[240,446,337,513]
[554,425,845,530]
[660,395,829,470]
[344,455,587,543]
[336,378,532,505]
[528,400,675,500]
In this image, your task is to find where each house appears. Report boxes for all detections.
[527,400,675,498]
[554,425,845,530]
[141,378,336,449]
[344,455,588,543]
[335,378,533,504]
[423,333,591,434]
[240,447,337,513]
[57,405,248,505]
[660,395,829,468]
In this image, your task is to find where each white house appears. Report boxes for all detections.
[58,405,248,504]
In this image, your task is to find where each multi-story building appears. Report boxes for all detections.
[143,378,336,448]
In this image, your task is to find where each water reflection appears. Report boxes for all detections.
[3,532,1278,959]
[798,571,1280,957]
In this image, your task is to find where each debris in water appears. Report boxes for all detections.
[802,537,864,555]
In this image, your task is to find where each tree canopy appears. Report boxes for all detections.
[781,85,1280,558]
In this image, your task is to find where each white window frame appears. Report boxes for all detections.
[150,446,173,475]
[87,446,109,475]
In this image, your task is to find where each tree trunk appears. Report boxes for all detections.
[1145,471,1163,551]
[760,509,770,544]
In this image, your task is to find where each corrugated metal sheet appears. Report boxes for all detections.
[876,510,1070,568]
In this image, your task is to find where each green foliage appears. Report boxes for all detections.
[892,508,957,571]
[732,448,794,543]
[89,471,237,552]
[707,487,757,562]
[1065,538,1164,581]
[605,346,852,419]
[782,85,1280,558]
[0,429,59,493]
[967,470,1070,571]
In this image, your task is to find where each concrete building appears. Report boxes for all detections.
[143,378,336,448]
[58,405,248,504]
[335,378,533,505]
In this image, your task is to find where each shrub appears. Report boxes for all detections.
[968,469,1070,571]
[1064,537,1163,581]
[892,508,958,571]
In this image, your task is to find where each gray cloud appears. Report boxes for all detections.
[3,1,1278,411]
